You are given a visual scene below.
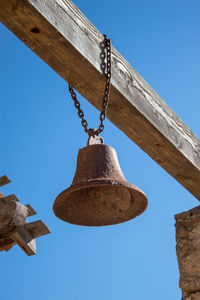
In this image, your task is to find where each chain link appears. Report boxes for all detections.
[68,34,111,138]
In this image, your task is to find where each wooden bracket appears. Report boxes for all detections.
[0,176,51,256]
[10,221,51,256]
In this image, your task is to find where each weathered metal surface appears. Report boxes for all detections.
[68,35,111,137]
[87,132,104,146]
[53,144,147,226]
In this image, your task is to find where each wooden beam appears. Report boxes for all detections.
[26,204,37,217]
[0,0,200,200]
[0,175,11,187]
[1,194,19,202]
[24,220,51,239]
[10,221,51,255]
[0,237,16,252]
[11,227,36,256]
[0,190,50,255]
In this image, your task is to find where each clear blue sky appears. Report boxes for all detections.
[1,1,200,299]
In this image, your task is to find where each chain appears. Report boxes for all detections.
[68,34,111,138]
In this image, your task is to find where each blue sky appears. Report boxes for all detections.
[1,1,200,299]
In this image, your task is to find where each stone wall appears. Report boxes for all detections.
[175,206,200,300]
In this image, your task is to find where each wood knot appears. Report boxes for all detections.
[30,27,40,34]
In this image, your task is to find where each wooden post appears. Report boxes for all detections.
[0,0,200,201]
[175,207,200,300]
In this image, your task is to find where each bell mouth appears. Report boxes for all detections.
[53,180,148,226]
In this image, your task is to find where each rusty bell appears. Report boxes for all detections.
[53,139,147,226]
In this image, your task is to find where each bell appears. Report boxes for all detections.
[53,139,148,226]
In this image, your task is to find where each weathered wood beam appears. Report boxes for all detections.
[10,221,51,256]
[11,227,36,256]
[0,176,11,187]
[0,0,200,200]
[24,220,51,239]
[0,188,51,255]
[26,204,37,217]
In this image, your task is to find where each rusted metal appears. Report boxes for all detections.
[87,130,104,146]
[68,35,111,137]
[54,35,147,226]
[53,143,148,226]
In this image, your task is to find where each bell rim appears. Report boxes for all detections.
[53,179,148,226]
[54,178,147,198]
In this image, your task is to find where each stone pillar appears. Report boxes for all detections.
[175,206,200,300]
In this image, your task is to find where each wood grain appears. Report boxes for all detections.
[11,227,36,256]
[0,0,200,200]
[24,220,51,239]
